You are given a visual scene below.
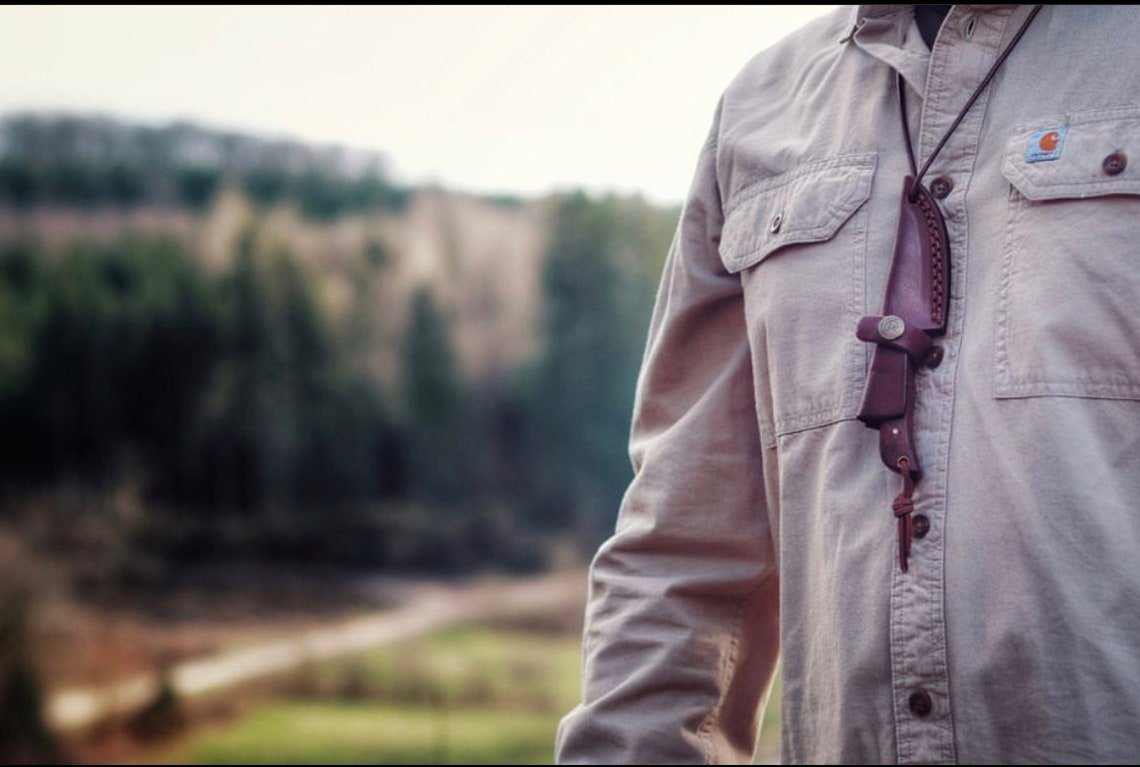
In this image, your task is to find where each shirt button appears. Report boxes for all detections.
[909,689,934,717]
[913,514,931,539]
[930,176,954,199]
[769,211,783,233]
[924,344,944,369]
[1103,152,1127,176]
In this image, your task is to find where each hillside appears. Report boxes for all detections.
[0,112,680,569]
[0,114,559,388]
[0,185,548,388]
[0,110,686,765]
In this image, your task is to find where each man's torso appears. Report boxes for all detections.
[715,5,1140,763]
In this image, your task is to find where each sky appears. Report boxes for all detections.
[0,6,836,205]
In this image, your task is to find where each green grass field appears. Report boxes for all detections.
[159,624,780,764]
[182,703,561,765]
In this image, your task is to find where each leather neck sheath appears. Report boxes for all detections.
[857,175,949,480]
[856,7,1040,573]
[856,174,950,573]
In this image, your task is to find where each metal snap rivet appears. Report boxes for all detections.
[878,314,906,340]
[1103,152,1127,176]
[769,211,783,234]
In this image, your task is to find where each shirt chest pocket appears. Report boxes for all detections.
[994,107,1140,400]
[718,154,876,446]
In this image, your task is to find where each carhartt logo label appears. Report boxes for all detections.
[1026,126,1067,163]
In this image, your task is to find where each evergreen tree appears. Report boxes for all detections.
[525,192,671,543]
[400,286,472,505]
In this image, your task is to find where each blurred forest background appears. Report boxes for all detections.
[0,113,677,572]
[0,114,788,766]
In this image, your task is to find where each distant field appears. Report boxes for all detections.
[176,703,560,765]
[153,624,781,765]
[156,626,582,765]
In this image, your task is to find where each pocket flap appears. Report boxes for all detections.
[718,154,876,274]
[1002,106,1140,201]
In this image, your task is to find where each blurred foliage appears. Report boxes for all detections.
[400,287,476,505]
[177,167,222,211]
[518,192,674,543]
[178,701,559,765]
[0,545,61,765]
[0,115,409,219]
[0,116,682,577]
[164,626,583,765]
[0,191,676,575]
[0,111,725,767]
[291,626,582,713]
[0,236,220,488]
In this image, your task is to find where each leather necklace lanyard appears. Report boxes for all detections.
[856,6,1043,573]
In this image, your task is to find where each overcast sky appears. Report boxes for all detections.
[0,6,836,204]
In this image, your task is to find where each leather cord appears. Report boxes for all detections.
[899,72,919,177]
[871,5,1043,572]
[900,5,1044,200]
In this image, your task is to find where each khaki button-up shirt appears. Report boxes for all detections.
[555,5,1140,764]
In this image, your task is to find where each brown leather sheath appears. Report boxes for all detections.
[855,175,950,570]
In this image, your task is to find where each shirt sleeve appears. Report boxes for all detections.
[554,95,781,765]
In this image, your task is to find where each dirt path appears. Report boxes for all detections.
[47,569,586,733]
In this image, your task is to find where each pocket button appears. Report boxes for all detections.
[1103,152,1127,176]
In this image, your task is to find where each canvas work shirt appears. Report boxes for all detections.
[556,5,1140,764]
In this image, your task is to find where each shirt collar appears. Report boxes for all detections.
[851,4,1022,100]
[857,5,909,24]
[857,4,1018,24]
[851,6,931,100]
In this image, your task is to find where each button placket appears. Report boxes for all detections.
[890,7,1018,765]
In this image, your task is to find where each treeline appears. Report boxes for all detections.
[0,114,410,219]
[0,191,676,579]
[0,161,410,219]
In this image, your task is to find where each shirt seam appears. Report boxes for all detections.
[723,153,876,217]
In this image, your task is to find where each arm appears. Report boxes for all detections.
[555,96,780,765]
